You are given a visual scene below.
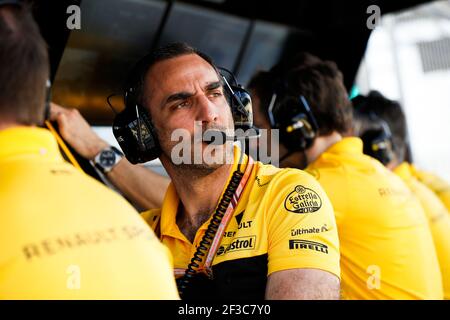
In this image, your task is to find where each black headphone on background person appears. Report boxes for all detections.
[267,81,319,152]
[360,113,395,166]
[112,61,254,164]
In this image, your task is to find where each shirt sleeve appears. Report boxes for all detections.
[264,169,341,279]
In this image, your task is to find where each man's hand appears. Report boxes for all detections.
[49,103,108,160]
[49,102,169,209]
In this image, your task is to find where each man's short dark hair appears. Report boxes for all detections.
[0,4,49,125]
[249,52,353,136]
[128,42,220,108]
[352,90,408,162]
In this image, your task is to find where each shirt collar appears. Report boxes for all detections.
[159,183,183,239]
[394,162,413,181]
[0,126,63,162]
[324,137,364,156]
[159,146,249,241]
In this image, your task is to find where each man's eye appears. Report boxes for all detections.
[174,101,189,109]
[209,91,223,98]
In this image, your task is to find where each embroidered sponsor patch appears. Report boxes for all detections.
[284,185,322,214]
[288,239,328,254]
[290,224,328,236]
[216,236,256,256]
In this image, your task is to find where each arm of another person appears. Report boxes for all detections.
[264,170,341,300]
[49,103,169,209]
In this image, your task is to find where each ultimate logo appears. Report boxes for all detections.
[284,185,322,214]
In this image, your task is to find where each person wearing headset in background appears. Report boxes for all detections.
[352,91,450,212]
[247,53,443,300]
[53,42,341,300]
[0,1,178,299]
[352,91,450,299]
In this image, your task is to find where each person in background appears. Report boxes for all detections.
[0,0,178,299]
[353,91,450,299]
[352,91,450,211]
[246,53,443,300]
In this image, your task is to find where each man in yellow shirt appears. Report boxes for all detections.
[141,145,340,299]
[56,41,342,299]
[0,1,178,299]
[353,91,450,299]
[247,53,443,299]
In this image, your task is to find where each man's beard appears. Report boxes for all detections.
[169,141,234,178]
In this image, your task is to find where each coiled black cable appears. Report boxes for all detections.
[177,168,245,298]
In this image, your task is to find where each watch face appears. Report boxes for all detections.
[99,150,116,167]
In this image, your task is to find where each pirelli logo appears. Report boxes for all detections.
[289,239,328,254]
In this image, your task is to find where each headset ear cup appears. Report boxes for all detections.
[279,116,315,151]
[112,104,161,164]
[229,86,253,130]
[361,128,394,165]
[219,67,256,133]
[274,97,316,152]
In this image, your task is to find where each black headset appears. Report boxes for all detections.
[112,56,254,164]
[360,113,395,166]
[352,93,396,166]
[266,71,319,153]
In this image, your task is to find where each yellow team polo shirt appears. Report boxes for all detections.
[411,166,450,213]
[306,137,443,300]
[0,127,179,299]
[142,147,340,300]
[395,162,450,299]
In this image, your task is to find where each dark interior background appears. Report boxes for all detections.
[32,0,430,125]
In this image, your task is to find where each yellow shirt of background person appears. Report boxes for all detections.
[306,137,443,300]
[395,162,450,299]
[0,127,179,299]
[410,166,450,213]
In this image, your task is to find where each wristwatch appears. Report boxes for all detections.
[93,146,124,174]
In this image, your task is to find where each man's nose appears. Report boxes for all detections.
[195,94,219,124]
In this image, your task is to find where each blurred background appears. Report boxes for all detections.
[32,0,449,180]
[355,1,450,181]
